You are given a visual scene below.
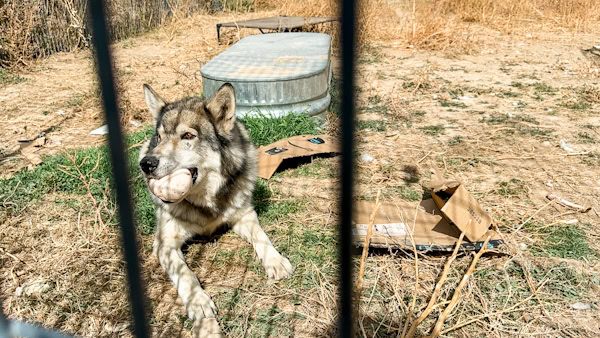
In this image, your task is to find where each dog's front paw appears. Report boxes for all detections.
[186,291,218,320]
[192,318,223,338]
[264,253,293,280]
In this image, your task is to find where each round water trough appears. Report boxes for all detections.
[201,32,332,117]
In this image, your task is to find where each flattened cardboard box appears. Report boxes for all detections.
[257,134,340,179]
[353,182,502,252]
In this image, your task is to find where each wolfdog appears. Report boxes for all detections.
[138,83,293,328]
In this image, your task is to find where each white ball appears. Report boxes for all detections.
[148,168,193,203]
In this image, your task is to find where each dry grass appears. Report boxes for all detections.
[2,1,600,337]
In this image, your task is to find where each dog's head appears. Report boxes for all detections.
[139,83,237,202]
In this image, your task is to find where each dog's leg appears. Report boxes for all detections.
[154,216,218,320]
[232,210,293,280]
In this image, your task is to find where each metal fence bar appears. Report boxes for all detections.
[87,1,150,337]
[338,0,357,336]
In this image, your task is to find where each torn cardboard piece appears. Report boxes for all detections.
[257,134,340,179]
[353,182,502,252]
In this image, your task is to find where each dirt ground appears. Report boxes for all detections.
[1,5,600,338]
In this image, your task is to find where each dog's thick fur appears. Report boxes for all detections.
[139,83,293,323]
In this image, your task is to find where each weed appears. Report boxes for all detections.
[0,68,26,86]
[529,225,596,260]
[497,178,527,197]
[439,100,467,108]
[532,82,556,94]
[448,135,463,146]
[420,125,445,136]
[384,185,421,201]
[500,90,521,98]
[357,120,387,131]
[578,132,596,144]
[360,95,389,114]
[560,101,592,110]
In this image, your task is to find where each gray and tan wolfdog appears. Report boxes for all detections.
[138,83,293,330]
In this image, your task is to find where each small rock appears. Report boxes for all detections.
[519,243,528,250]
[360,137,368,143]
[56,109,65,115]
[432,94,439,99]
[384,142,392,146]
[359,153,374,163]
[526,34,533,38]
[512,101,519,106]
[518,210,525,216]
[571,302,591,310]
[546,108,553,113]
[542,141,551,147]
[545,181,553,188]
[508,112,515,118]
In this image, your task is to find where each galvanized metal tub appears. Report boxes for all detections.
[201,32,332,117]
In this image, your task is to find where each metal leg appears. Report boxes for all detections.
[217,24,221,42]
[259,28,265,34]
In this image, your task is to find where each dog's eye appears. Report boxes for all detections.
[182,132,195,140]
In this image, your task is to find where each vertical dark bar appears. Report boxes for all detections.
[87,1,149,337]
[339,0,356,336]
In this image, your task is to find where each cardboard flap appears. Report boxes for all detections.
[257,134,339,179]
[433,185,492,241]
[424,168,460,192]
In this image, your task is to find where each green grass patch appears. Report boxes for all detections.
[240,113,320,147]
[420,124,445,136]
[448,135,463,146]
[384,185,421,201]
[560,101,592,110]
[360,95,389,114]
[529,225,596,260]
[0,127,156,232]
[439,100,467,108]
[357,120,387,131]
[0,68,26,86]
[496,178,527,197]
[522,221,596,260]
[578,132,596,144]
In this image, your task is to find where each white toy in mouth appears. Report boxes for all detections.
[148,168,193,203]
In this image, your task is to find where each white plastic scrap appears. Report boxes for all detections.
[571,302,591,310]
[359,153,374,163]
[559,139,575,153]
[90,124,109,135]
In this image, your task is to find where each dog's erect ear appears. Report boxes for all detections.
[206,83,236,134]
[143,84,166,122]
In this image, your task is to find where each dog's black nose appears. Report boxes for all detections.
[140,156,159,174]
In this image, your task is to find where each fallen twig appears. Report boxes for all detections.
[401,203,421,338]
[406,232,465,338]
[546,193,591,213]
[439,295,535,335]
[59,152,106,227]
[428,235,491,338]
[356,190,382,294]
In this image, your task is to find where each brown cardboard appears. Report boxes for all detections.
[256,134,340,179]
[430,183,493,242]
[353,183,502,251]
